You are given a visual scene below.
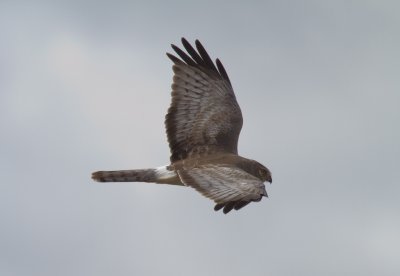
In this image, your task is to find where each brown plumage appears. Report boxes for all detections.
[92,38,272,214]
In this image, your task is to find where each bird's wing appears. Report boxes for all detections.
[177,165,267,214]
[165,38,243,162]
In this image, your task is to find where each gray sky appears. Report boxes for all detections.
[1,1,399,275]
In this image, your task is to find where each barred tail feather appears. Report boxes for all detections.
[92,166,183,185]
[92,169,157,183]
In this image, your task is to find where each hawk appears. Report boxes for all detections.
[92,38,272,214]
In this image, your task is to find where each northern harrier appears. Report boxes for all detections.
[92,38,272,214]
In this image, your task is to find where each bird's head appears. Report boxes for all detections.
[256,163,272,183]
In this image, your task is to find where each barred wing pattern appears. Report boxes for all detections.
[178,165,267,214]
[165,38,243,162]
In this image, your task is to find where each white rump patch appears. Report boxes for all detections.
[155,166,177,181]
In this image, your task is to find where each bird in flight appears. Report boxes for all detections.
[92,38,272,214]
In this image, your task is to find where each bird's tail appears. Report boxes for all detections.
[92,169,158,183]
[92,166,183,185]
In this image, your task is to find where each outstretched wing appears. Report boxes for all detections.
[177,165,267,214]
[165,38,243,162]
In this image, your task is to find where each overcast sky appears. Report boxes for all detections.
[1,1,399,275]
